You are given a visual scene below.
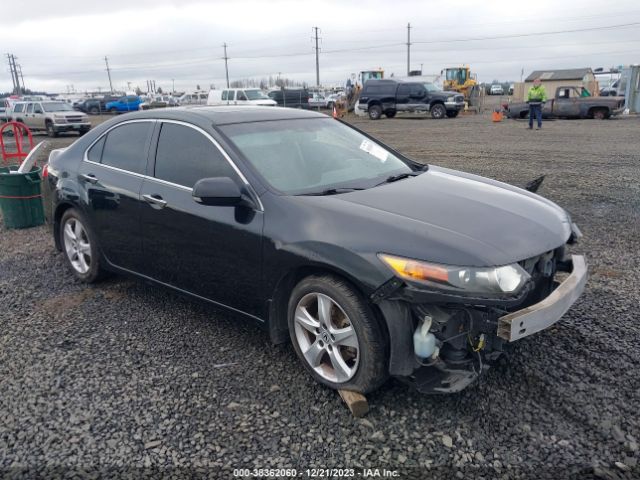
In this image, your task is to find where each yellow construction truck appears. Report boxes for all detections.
[442,66,478,101]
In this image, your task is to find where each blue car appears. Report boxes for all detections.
[105,95,141,113]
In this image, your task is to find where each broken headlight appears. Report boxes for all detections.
[378,253,530,295]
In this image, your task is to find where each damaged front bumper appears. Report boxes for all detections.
[497,255,587,342]
[374,252,587,394]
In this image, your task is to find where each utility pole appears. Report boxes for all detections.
[313,27,321,87]
[6,54,17,93]
[104,56,114,93]
[172,78,175,93]
[223,43,230,88]
[406,23,412,77]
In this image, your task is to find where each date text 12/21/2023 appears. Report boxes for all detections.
[233,468,400,478]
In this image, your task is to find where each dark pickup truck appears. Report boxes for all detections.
[507,86,626,120]
[356,79,465,120]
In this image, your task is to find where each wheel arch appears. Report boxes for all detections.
[53,202,75,251]
[267,264,389,348]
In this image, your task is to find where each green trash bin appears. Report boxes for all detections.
[0,165,45,229]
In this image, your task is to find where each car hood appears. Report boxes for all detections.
[293,166,572,267]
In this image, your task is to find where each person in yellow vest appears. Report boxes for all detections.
[526,78,547,130]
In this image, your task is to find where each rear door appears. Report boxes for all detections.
[78,120,154,270]
[138,120,264,316]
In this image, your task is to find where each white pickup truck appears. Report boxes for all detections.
[10,100,91,137]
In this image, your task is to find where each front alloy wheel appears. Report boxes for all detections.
[294,292,360,383]
[288,275,388,393]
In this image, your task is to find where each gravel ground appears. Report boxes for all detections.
[1,113,639,479]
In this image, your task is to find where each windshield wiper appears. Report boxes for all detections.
[374,171,422,187]
[299,187,365,196]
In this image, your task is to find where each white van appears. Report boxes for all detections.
[207,88,276,106]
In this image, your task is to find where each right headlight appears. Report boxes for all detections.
[378,253,530,295]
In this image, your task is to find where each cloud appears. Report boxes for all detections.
[2,0,639,93]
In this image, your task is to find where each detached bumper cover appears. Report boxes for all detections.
[497,255,587,342]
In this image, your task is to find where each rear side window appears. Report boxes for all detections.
[227,91,235,101]
[221,91,228,101]
[363,84,396,95]
[87,136,106,162]
[100,122,152,173]
[26,103,33,113]
[154,123,235,188]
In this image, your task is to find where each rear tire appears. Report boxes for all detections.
[430,103,446,119]
[89,106,99,115]
[109,108,117,114]
[59,208,106,283]
[288,275,388,393]
[368,104,383,120]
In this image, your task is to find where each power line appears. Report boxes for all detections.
[413,21,640,44]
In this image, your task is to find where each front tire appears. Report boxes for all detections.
[288,275,388,393]
[385,110,397,118]
[60,208,105,283]
[446,110,459,118]
[368,104,383,120]
[430,103,446,119]
[46,122,58,138]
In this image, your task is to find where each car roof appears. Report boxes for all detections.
[122,106,326,125]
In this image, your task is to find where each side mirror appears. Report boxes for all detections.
[192,177,244,206]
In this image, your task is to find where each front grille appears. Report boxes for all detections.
[66,117,84,123]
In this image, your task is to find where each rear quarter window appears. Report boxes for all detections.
[364,84,396,95]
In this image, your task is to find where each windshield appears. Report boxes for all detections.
[423,82,439,92]
[245,89,269,100]
[221,118,413,195]
[42,102,73,112]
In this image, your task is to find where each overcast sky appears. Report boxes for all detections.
[2,0,639,94]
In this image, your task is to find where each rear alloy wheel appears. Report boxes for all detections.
[368,104,383,120]
[60,209,104,282]
[430,103,446,119]
[288,275,388,393]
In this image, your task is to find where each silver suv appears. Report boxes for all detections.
[11,100,91,137]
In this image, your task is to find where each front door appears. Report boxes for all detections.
[78,120,154,270]
[32,102,46,130]
[139,121,264,317]
[555,88,580,117]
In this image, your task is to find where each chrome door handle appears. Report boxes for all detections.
[81,173,98,184]
[143,194,167,209]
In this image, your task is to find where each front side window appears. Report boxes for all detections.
[236,91,248,101]
[154,123,235,188]
[100,122,152,173]
[221,118,412,195]
[14,104,24,113]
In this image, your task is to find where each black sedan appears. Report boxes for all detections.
[44,107,587,394]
